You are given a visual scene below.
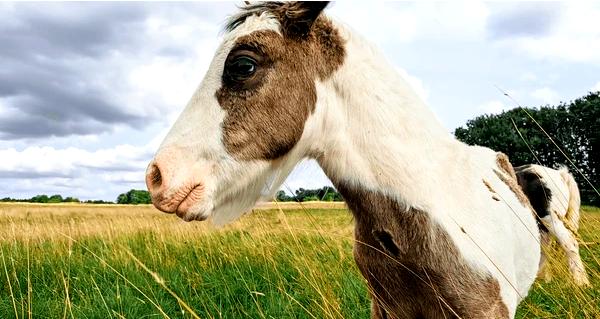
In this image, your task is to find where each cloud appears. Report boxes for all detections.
[592,81,600,92]
[0,2,231,140]
[396,67,429,102]
[519,72,538,82]
[530,87,560,105]
[0,144,155,200]
[330,2,418,45]
[0,3,146,138]
[331,2,490,46]
[0,144,152,180]
[486,2,562,39]
[479,100,509,114]
[490,2,600,64]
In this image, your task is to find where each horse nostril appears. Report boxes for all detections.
[148,164,163,190]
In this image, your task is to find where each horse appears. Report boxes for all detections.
[145,2,541,317]
[515,164,589,286]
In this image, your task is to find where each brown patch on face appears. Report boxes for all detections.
[494,153,533,209]
[335,182,509,319]
[216,17,345,160]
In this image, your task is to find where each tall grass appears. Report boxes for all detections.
[0,203,599,318]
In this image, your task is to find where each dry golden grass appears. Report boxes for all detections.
[0,201,350,243]
[0,202,599,318]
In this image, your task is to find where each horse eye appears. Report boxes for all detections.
[227,56,257,82]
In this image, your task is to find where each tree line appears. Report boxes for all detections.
[0,194,111,204]
[276,186,344,202]
[455,91,599,206]
[1,187,345,204]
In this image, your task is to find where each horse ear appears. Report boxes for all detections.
[281,1,329,37]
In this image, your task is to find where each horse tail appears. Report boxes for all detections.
[558,166,581,231]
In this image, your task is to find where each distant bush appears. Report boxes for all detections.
[1,195,86,204]
[276,186,344,202]
[2,186,345,205]
[2,194,82,203]
[30,194,49,203]
[83,200,113,204]
[63,197,80,203]
[116,189,152,204]
[47,195,63,203]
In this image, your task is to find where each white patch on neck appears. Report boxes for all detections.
[295,19,540,315]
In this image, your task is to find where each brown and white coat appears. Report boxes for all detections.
[146,2,541,318]
[515,164,589,286]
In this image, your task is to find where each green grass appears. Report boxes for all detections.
[1,204,599,318]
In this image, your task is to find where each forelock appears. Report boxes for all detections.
[224,2,285,32]
[225,2,324,35]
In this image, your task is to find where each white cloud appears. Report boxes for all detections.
[519,72,537,82]
[479,100,508,114]
[0,144,152,179]
[102,171,146,185]
[115,12,223,122]
[330,2,489,46]
[531,87,560,105]
[330,2,418,45]
[592,81,600,92]
[89,22,221,127]
[396,67,429,102]
[494,2,600,64]
[0,144,154,200]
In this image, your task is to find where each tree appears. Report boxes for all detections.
[63,197,80,203]
[116,189,152,204]
[116,193,128,204]
[289,186,344,202]
[85,199,113,204]
[276,190,294,202]
[30,194,49,203]
[1,194,104,203]
[47,194,63,203]
[454,92,600,205]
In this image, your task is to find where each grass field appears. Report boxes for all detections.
[1,202,599,318]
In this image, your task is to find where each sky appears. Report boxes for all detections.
[1,1,600,201]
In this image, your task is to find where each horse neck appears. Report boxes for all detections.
[310,24,462,209]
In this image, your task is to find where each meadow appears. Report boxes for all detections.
[1,202,599,318]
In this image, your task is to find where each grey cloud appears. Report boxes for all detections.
[80,163,148,173]
[486,3,563,39]
[111,179,146,186]
[0,170,73,179]
[0,3,150,139]
[0,2,230,140]
[0,57,145,138]
[0,159,147,180]
[0,116,110,139]
[0,3,146,59]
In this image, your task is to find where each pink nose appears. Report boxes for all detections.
[146,148,204,214]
